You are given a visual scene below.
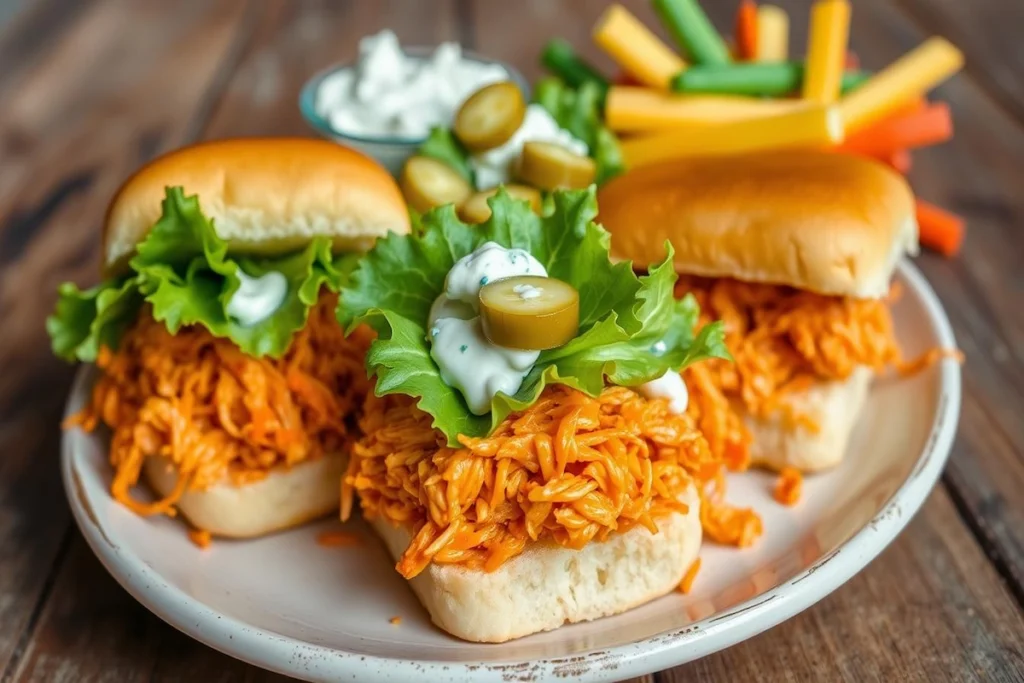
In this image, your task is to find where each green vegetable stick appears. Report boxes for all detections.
[652,0,731,66]
[671,62,801,95]
[532,77,564,114]
[540,40,609,92]
[671,63,874,97]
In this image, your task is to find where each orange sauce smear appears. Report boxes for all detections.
[679,557,702,594]
[316,530,362,547]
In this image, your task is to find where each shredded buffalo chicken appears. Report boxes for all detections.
[67,295,372,517]
[677,277,961,467]
[343,385,762,579]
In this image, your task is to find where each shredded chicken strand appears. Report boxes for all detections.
[67,295,372,517]
[344,384,762,578]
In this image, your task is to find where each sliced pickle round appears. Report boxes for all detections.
[458,184,542,224]
[453,81,526,152]
[479,275,579,350]
[516,141,596,190]
[400,156,472,214]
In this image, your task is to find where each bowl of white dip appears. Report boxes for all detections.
[300,30,529,175]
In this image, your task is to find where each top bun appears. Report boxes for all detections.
[103,138,410,272]
[597,151,917,299]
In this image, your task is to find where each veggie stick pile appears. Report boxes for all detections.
[539,0,967,257]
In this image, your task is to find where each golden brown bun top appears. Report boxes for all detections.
[103,138,410,272]
[597,151,917,298]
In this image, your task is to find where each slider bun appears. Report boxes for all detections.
[371,483,701,643]
[748,367,873,472]
[143,453,345,538]
[598,152,917,299]
[104,138,410,273]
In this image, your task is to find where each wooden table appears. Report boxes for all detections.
[1,0,1022,680]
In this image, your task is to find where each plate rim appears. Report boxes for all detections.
[61,259,962,683]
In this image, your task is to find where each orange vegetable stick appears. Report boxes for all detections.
[890,96,928,118]
[845,50,860,69]
[840,102,952,156]
[885,149,912,174]
[916,200,964,257]
[735,0,759,61]
[839,37,963,132]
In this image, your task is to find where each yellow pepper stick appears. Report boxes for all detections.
[593,4,687,90]
[755,5,789,61]
[803,0,851,103]
[840,37,964,132]
[620,105,843,168]
[605,86,808,132]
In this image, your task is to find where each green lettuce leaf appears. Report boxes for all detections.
[417,79,623,191]
[533,77,625,185]
[46,277,143,362]
[419,127,474,184]
[47,187,352,361]
[339,187,728,444]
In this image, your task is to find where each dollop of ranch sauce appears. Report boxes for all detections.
[226,269,288,327]
[637,371,689,414]
[470,104,588,189]
[427,242,549,414]
[444,242,545,305]
[513,283,543,300]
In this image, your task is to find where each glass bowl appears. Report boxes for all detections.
[299,47,530,176]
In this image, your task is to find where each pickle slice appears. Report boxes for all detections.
[454,81,526,152]
[458,184,542,224]
[516,141,596,190]
[479,275,579,350]
[400,156,473,214]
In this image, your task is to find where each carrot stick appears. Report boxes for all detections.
[889,96,928,118]
[916,200,964,257]
[839,102,952,156]
[884,149,912,174]
[845,50,860,69]
[735,0,759,61]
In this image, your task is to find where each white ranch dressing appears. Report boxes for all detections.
[428,242,549,415]
[315,30,509,139]
[429,317,538,414]
[226,269,288,327]
[443,241,545,305]
[470,104,588,189]
[513,283,543,300]
[637,371,689,414]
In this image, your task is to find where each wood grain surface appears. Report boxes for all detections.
[0,1,1022,682]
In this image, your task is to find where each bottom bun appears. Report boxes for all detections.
[143,453,345,538]
[371,482,701,643]
[748,366,873,472]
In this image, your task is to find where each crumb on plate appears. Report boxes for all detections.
[188,529,211,550]
[774,467,803,507]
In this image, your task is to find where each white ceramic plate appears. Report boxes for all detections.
[62,260,961,683]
